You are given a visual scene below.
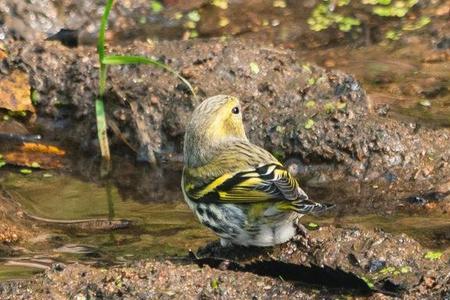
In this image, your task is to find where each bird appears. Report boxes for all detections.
[181,95,333,247]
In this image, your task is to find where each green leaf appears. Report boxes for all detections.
[102,55,196,96]
[403,16,431,31]
[8,111,27,118]
[307,222,319,228]
[211,0,228,9]
[304,118,315,129]
[400,266,411,273]
[307,77,316,85]
[373,6,409,17]
[210,278,219,289]
[324,102,335,113]
[385,30,401,40]
[187,10,200,22]
[424,251,442,261]
[189,30,198,38]
[379,266,396,275]
[338,17,360,32]
[0,161,6,168]
[150,1,164,13]
[305,100,316,108]
[338,23,352,32]
[31,90,41,105]
[361,276,375,289]
[20,168,32,175]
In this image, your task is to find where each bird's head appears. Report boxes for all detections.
[184,95,247,166]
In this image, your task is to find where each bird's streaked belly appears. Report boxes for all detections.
[183,190,299,247]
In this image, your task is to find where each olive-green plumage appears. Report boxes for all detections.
[182,95,331,247]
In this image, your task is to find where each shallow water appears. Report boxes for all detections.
[1,166,448,282]
[0,171,214,268]
[300,44,450,127]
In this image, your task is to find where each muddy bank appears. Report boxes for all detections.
[0,260,319,299]
[1,225,449,299]
[198,226,450,298]
[2,39,450,207]
[0,189,36,257]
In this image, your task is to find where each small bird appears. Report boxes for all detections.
[182,95,332,247]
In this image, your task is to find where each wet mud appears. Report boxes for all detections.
[4,39,450,176]
[1,224,449,299]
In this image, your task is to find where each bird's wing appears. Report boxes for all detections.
[183,142,328,213]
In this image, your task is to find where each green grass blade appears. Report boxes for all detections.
[98,64,108,97]
[97,0,114,60]
[97,55,110,160]
[103,55,196,96]
[95,98,110,161]
[102,55,162,65]
[96,0,114,162]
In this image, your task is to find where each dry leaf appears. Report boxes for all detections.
[0,70,35,113]
[3,142,66,169]
[21,142,66,156]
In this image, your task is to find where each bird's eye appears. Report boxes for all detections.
[232,106,240,114]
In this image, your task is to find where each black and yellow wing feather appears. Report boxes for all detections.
[183,142,331,214]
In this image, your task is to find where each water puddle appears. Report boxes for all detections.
[1,166,448,281]
[0,171,215,270]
